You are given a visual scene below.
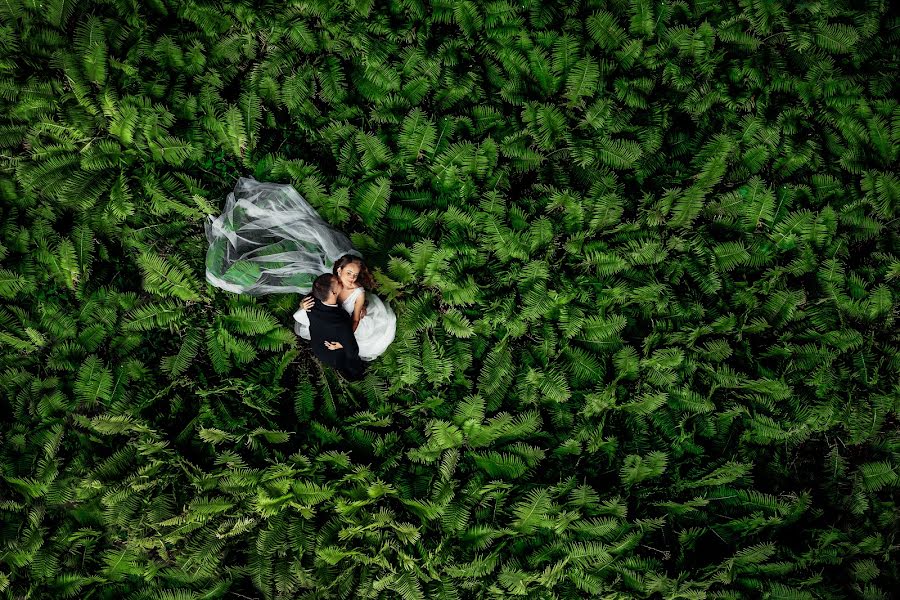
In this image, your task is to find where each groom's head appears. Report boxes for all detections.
[312,273,341,303]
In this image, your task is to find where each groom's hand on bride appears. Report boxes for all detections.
[324,341,343,350]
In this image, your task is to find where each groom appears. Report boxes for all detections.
[305,273,365,380]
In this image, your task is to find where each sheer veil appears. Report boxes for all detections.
[205,177,361,295]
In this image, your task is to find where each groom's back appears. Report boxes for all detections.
[307,299,364,379]
[308,300,346,362]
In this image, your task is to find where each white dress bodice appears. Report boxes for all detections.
[340,286,364,313]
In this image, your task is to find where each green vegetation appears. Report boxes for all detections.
[1,0,898,598]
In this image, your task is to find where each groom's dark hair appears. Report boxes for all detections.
[312,273,337,301]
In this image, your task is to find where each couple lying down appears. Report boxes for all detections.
[292,256,397,380]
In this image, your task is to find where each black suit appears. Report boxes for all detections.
[306,295,365,380]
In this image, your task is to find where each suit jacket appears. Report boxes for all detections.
[306,296,365,380]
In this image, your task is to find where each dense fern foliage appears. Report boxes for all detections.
[1,0,898,598]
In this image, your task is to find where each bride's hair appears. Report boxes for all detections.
[333,254,376,290]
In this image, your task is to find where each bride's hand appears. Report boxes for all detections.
[359,306,367,319]
[301,296,314,311]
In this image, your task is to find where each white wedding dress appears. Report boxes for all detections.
[205,177,397,360]
[292,286,396,362]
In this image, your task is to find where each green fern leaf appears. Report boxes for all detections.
[74,355,113,406]
[137,251,202,301]
[353,177,391,226]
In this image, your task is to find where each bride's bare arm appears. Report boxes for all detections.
[351,290,365,332]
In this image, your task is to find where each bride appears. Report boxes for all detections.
[205,177,396,361]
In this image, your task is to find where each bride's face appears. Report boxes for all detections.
[337,261,361,288]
